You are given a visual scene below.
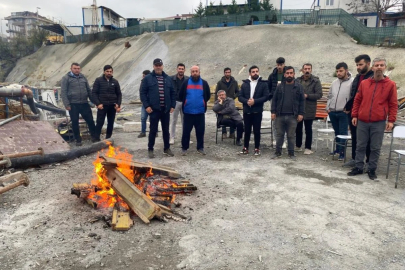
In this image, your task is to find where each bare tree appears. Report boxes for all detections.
[347,0,402,26]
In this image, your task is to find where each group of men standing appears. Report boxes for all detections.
[61,54,398,181]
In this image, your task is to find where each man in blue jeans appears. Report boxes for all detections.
[326,62,353,161]
[271,66,305,160]
[138,70,158,138]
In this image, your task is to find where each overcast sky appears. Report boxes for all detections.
[0,0,313,35]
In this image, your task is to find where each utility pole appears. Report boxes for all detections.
[91,0,99,34]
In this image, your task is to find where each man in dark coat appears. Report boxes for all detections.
[343,54,374,168]
[238,65,269,156]
[271,66,305,160]
[61,62,97,146]
[212,90,244,146]
[178,65,211,155]
[295,63,322,154]
[267,57,286,101]
[92,65,122,141]
[140,58,176,158]
[215,67,240,139]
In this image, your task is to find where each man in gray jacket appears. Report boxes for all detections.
[212,90,244,146]
[295,63,323,155]
[61,63,97,146]
[326,62,354,161]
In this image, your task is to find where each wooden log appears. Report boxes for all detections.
[111,208,133,231]
[101,156,181,178]
[105,167,161,224]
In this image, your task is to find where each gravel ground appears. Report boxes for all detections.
[1,105,405,270]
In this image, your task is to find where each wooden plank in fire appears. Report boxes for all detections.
[101,156,181,178]
[105,166,160,224]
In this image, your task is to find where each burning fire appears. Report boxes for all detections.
[87,143,173,210]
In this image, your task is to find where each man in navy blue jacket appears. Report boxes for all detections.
[178,66,211,155]
[140,58,176,158]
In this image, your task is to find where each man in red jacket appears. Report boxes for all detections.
[348,58,398,180]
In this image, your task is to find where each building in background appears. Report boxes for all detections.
[82,5,126,34]
[5,11,54,38]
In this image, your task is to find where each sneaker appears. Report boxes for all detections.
[368,170,378,181]
[342,159,356,168]
[239,147,249,155]
[338,154,345,161]
[271,152,281,159]
[295,147,303,152]
[222,133,227,139]
[148,150,155,159]
[254,149,261,156]
[347,167,363,176]
[163,148,174,157]
[138,133,146,138]
[236,139,242,146]
[288,154,297,161]
[197,149,206,155]
[169,138,175,145]
[76,141,82,146]
[229,133,235,139]
[329,150,339,156]
[303,149,313,155]
[181,149,187,156]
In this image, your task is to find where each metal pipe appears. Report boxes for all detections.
[0,86,33,98]
[0,148,44,160]
[0,114,21,126]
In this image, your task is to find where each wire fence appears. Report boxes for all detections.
[65,9,405,47]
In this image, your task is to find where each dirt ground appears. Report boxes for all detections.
[1,105,405,270]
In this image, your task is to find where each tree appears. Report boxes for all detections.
[227,0,240,14]
[250,0,261,11]
[346,0,402,26]
[261,0,274,11]
[217,0,225,15]
[194,1,206,17]
[28,26,48,49]
[206,1,217,16]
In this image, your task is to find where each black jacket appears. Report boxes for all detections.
[215,76,239,100]
[178,77,211,113]
[238,77,269,114]
[92,75,122,107]
[171,74,189,101]
[267,67,285,101]
[295,75,322,120]
[344,69,374,111]
[140,71,176,113]
[271,80,305,116]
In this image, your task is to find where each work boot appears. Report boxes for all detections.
[138,132,146,138]
[222,133,227,139]
[163,148,174,157]
[368,170,378,181]
[148,150,155,159]
[288,154,297,161]
[347,167,363,176]
[229,133,235,139]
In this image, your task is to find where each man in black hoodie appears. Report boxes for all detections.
[215,67,239,139]
[238,65,269,156]
[267,57,286,100]
[92,65,122,141]
[343,54,373,168]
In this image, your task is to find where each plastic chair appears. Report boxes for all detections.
[261,111,274,148]
[386,126,405,188]
[315,116,334,151]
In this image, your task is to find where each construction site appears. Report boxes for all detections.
[1,4,405,270]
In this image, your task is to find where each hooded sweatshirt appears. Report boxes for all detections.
[326,73,353,112]
[352,76,398,123]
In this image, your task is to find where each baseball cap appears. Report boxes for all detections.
[153,58,163,65]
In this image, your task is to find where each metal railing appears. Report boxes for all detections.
[65,9,405,47]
